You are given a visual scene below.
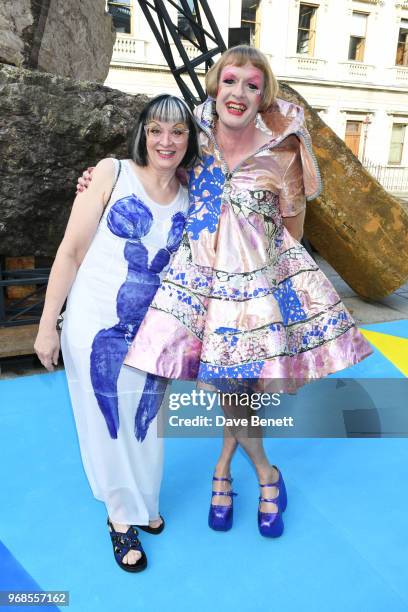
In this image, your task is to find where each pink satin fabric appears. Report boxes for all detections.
[124,98,372,384]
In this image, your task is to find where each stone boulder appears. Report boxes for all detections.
[278,82,408,299]
[0,63,147,256]
[0,0,115,82]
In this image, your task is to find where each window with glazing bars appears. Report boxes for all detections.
[108,0,131,34]
[348,12,367,61]
[388,124,406,165]
[297,4,317,56]
[229,0,260,48]
[177,0,197,41]
[396,19,408,66]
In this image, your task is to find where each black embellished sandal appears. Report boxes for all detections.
[107,518,147,573]
[137,515,165,535]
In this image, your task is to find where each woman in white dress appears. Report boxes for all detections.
[34,94,200,572]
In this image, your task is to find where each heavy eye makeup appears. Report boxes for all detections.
[220,70,262,93]
[244,74,262,92]
[221,70,238,86]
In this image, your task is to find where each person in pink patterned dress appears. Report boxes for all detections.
[123,45,372,538]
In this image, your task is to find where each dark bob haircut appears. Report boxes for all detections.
[128,94,201,169]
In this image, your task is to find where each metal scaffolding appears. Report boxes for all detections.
[138,0,227,107]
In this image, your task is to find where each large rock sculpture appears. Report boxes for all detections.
[0,0,115,82]
[277,82,408,299]
[0,64,147,255]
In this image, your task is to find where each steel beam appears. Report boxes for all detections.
[138,0,227,107]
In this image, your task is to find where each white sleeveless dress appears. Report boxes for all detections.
[61,159,188,524]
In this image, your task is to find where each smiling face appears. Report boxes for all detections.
[215,62,264,131]
[145,120,189,171]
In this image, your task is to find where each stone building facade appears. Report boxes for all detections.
[104,0,408,191]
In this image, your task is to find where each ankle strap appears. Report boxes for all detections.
[212,490,237,497]
[212,476,233,483]
[259,466,281,488]
[259,478,280,487]
[259,495,278,503]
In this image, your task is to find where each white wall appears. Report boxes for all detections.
[105,0,408,170]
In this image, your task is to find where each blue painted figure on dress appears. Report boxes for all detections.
[90,192,185,441]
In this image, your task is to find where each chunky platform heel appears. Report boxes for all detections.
[258,466,287,538]
[208,476,237,531]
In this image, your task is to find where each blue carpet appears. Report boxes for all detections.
[360,319,408,339]
[0,541,60,611]
[1,322,408,611]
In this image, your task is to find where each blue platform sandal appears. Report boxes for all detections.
[107,518,147,572]
[258,466,287,538]
[208,476,237,531]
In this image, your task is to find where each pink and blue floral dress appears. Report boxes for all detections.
[125,98,372,387]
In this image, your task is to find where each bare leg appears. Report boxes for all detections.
[230,432,279,513]
[220,394,280,513]
[211,428,239,506]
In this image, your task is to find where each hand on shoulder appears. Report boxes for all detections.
[76,158,116,206]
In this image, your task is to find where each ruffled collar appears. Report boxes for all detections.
[194,97,322,201]
[195,96,305,148]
